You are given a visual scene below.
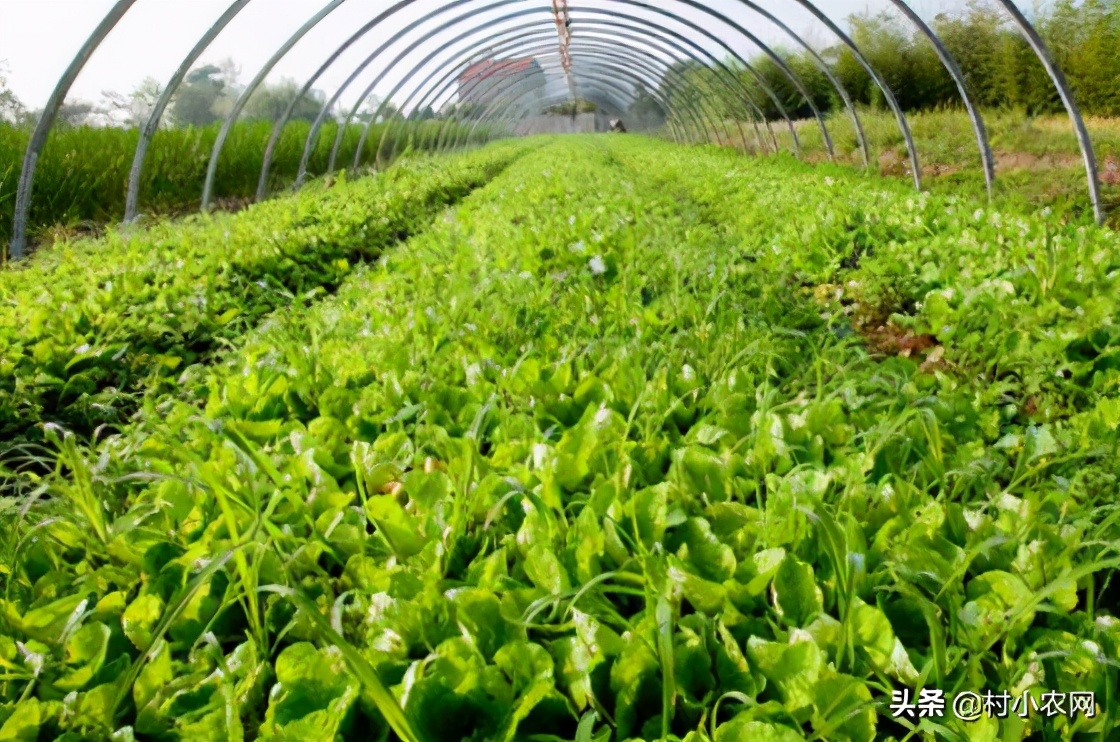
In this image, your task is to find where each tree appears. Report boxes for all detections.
[243,78,327,122]
[130,77,166,126]
[354,95,402,123]
[171,60,240,127]
[172,65,224,126]
[627,83,667,130]
[407,105,437,121]
[0,59,25,123]
[55,101,97,127]
[99,77,163,127]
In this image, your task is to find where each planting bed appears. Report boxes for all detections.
[0,135,1117,741]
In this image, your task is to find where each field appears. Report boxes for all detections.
[1,134,1119,741]
[717,109,1120,226]
[0,119,498,255]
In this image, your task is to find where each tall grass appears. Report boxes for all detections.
[709,108,1120,225]
[0,118,499,253]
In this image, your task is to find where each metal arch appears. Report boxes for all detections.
[247,0,824,197]
[994,0,1103,225]
[370,21,753,158]
[406,40,720,157]
[452,51,697,149]
[472,68,639,125]
[545,1,811,154]
[305,3,767,184]
[603,0,809,158]
[334,9,749,174]
[257,0,448,202]
[301,5,583,184]
[489,85,637,129]
[278,2,716,191]
[452,64,677,150]
[473,84,636,138]
[735,0,869,169]
[201,0,355,211]
[417,33,691,149]
[15,1,1108,244]
[593,2,802,157]
[361,6,778,156]
[377,19,758,159]
[597,2,779,152]
[395,35,697,154]
[125,0,252,223]
[433,16,761,150]
[426,41,692,153]
[289,0,798,187]
[426,37,707,153]
[792,0,922,190]
[427,29,753,154]
[669,0,834,160]
[8,0,141,260]
[380,35,720,161]
[889,0,994,199]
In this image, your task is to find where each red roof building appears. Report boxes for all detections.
[458,57,545,107]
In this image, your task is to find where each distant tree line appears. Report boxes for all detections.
[660,0,1120,123]
[0,57,420,130]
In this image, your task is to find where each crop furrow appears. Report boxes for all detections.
[2,135,1118,742]
[0,141,536,485]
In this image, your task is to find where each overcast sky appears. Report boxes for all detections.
[1,0,976,113]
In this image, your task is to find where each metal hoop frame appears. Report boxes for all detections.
[386,36,729,160]
[289,5,755,190]
[344,10,773,175]
[7,0,1109,258]
[323,3,783,182]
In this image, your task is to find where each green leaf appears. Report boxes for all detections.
[523,543,572,595]
[571,506,605,583]
[260,643,360,742]
[16,594,87,643]
[747,638,823,721]
[55,622,111,692]
[714,621,760,697]
[676,518,736,583]
[121,594,164,651]
[959,571,1036,647]
[0,699,44,742]
[610,624,660,739]
[261,586,420,742]
[811,673,875,742]
[656,596,677,733]
[451,589,511,659]
[771,556,822,627]
[674,446,729,500]
[364,495,426,559]
[669,556,726,615]
[714,716,805,742]
[850,599,918,684]
[133,640,174,711]
[495,641,556,741]
[628,483,669,550]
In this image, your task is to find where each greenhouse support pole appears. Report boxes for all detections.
[125,0,253,222]
[889,0,994,199]
[995,0,1103,224]
[9,0,140,260]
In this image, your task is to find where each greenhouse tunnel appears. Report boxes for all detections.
[5,3,1120,740]
[4,0,1110,259]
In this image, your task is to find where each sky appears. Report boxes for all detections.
[0,0,973,115]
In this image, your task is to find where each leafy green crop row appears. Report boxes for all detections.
[0,119,502,253]
[0,139,533,468]
[1,135,1118,741]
